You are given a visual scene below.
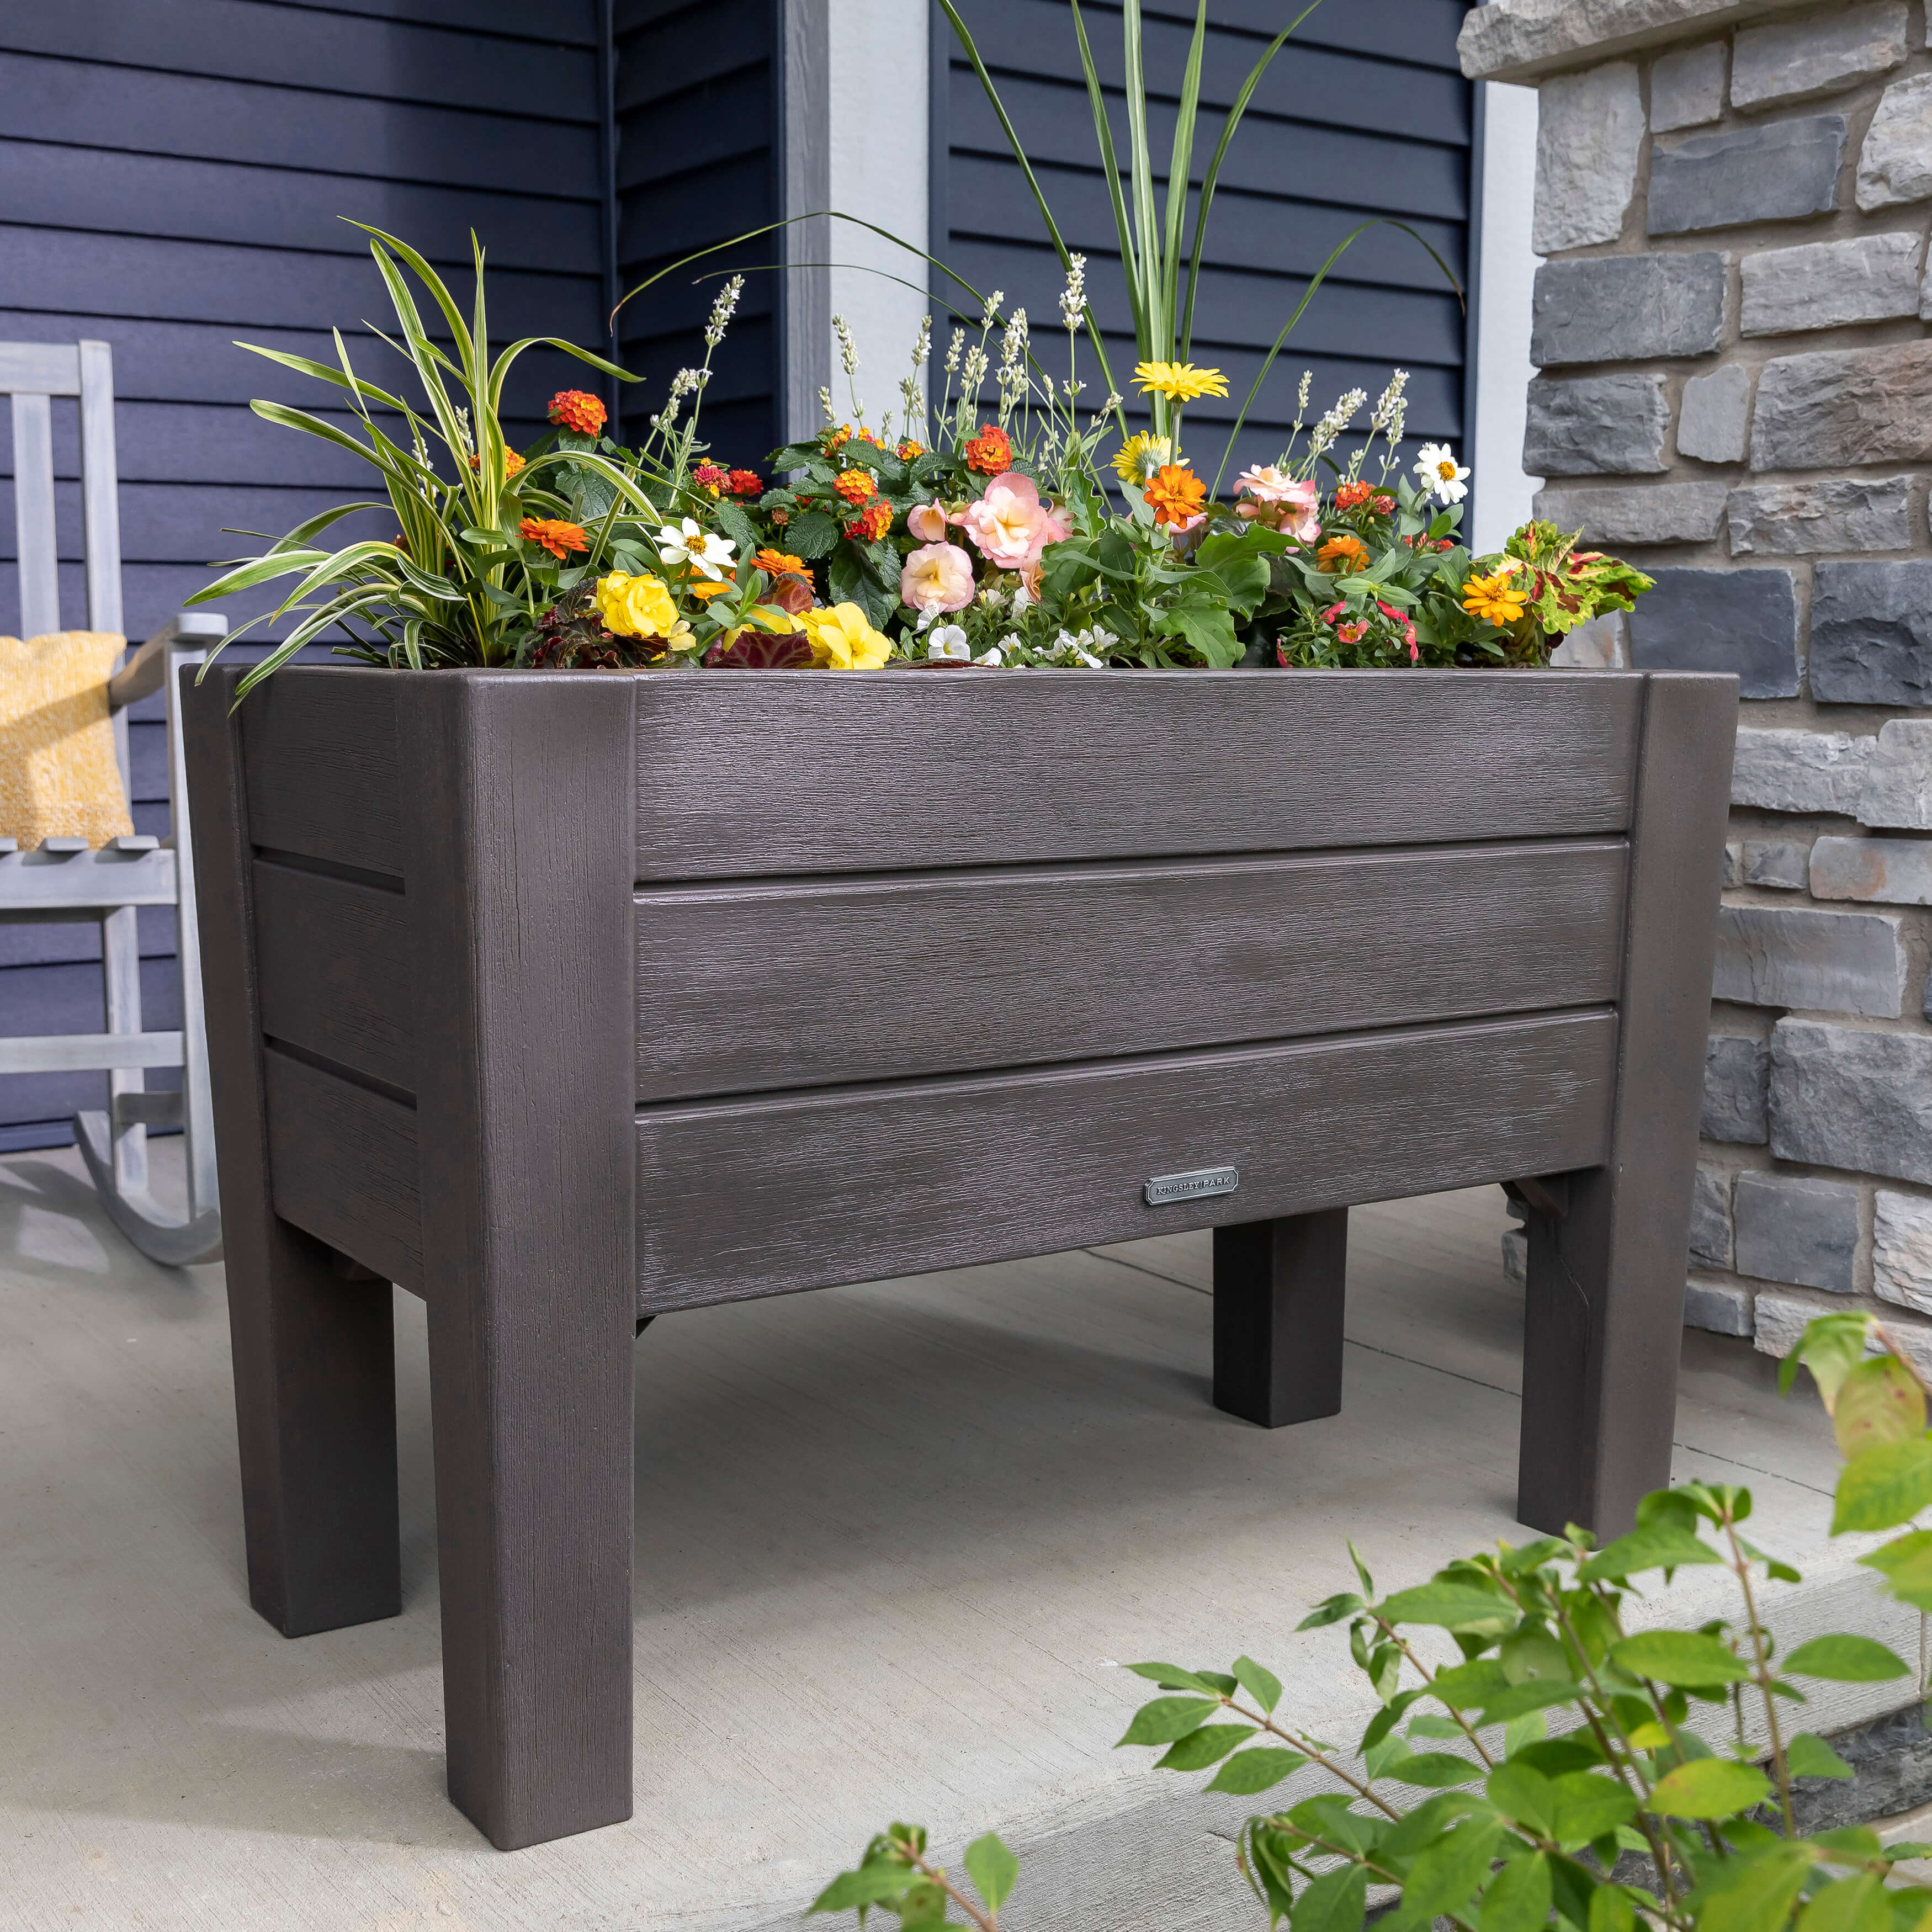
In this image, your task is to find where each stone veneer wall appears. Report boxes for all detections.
[1464,0,1932,1361]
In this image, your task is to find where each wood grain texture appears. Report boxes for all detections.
[635,839,1628,1100]
[636,1009,1618,1314]
[241,671,404,878]
[1518,672,1740,1538]
[253,858,412,1094]
[400,672,638,1851]
[261,1045,422,1294]
[1213,1211,1351,1428]
[181,664,401,1638]
[633,673,1644,881]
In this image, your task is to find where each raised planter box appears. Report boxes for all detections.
[184,664,1735,1850]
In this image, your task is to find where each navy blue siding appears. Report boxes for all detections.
[0,0,608,1149]
[932,0,1477,485]
[611,0,781,464]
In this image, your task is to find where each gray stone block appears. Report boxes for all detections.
[1727,477,1913,556]
[1722,841,1744,887]
[1690,1165,1734,1268]
[1531,253,1727,367]
[1535,61,1644,252]
[1502,1226,1527,1288]
[1705,1033,1771,1144]
[1740,839,1811,889]
[1679,365,1753,464]
[1650,116,1848,235]
[1684,1280,1755,1337]
[1859,720,1932,828]
[1626,566,1799,697]
[1811,560,1932,708]
[1734,1171,1860,1292]
[1810,835,1932,906]
[1859,72,1932,209]
[1731,728,1875,814]
[1713,903,1908,1017]
[1653,42,1727,134]
[1549,611,1629,668]
[1524,375,1670,476]
[1741,233,1922,337]
[1535,482,1728,545]
[1770,1018,1932,1185]
[1733,3,1907,111]
[1875,1190,1932,1314]
[1751,341,1932,471]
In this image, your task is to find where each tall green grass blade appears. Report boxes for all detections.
[1122,0,1160,351]
[234,343,409,415]
[247,400,400,469]
[1160,3,1209,368]
[485,337,639,418]
[1069,0,1144,348]
[343,221,475,371]
[1181,1,1324,358]
[1210,219,1463,497]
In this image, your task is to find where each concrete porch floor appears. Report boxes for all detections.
[0,1143,1915,1932]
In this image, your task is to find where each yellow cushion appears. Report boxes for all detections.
[0,631,134,847]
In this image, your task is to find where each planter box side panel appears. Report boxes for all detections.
[634,1008,1619,1313]
[633,672,1648,880]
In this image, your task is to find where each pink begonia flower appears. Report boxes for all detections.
[962,471,1056,570]
[1234,465,1320,542]
[901,541,977,615]
[906,501,949,542]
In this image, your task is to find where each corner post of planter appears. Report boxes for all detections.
[399,670,639,1851]
[182,665,402,1637]
[1516,671,1738,1540]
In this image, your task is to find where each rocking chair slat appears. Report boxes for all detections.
[79,340,124,639]
[12,391,60,638]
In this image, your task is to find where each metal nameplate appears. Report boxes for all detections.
[1145,1165,1239,1207]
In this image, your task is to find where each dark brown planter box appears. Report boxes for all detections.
[184,664,1736,1850]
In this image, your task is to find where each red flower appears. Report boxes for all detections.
[964,424,1013,474]
[1333,481,1373,511]
[692,463,730,497]
[845,501,893,543]
[548,390,607,436]
[728,469,763,497]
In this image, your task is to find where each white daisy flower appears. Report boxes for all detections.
[657,517,737,580]
[1414,443,1471,505]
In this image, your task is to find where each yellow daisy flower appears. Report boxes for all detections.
[1133,361,1230,403]
[1462,569,1528,627]
[1111,432,1174,484]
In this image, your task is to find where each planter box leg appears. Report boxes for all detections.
[1212,1210,1349,1427]
[404,676,638,1851]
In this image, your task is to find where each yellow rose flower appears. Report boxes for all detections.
[800,602,893,670]
[595,570,689,645]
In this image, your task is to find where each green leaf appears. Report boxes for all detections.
[808,1864,916,1914]
[1859,1530,1932,1610]
[1834,1356,1926,1461]
[1799,1873,1892,1932]
[1700,1843,1813,1932]
[1579,1526,1723,1581]
[1784,1312,1879,1408]
[1786,1733,1855,1780]
[1610,1631,1750,1687]
[1233,1655,1283,1715]
[1154,1724,1251,1771]
[1650,1756,1772,1818]
[1784,1635,1910,1682]
[1480,1851,1554,1932]
[1389,1817,1507,1930]
[786,509,839,560]
[1116,1696,1218,1748]
[1590,1885,1637,1932]
[1298,1594,1365,1632]
[963,1833,1018,1915]
[1385,1751,1482,1789]
[1549,1771,1638,1847]
[1292,1862,1367,1932]
[1204,1747,1309,1795]
[1487,1761,1555,1837]
[1376,1584,1513,1630]
[1477,1680,1588,1727]
[1123,1662,1220,1694]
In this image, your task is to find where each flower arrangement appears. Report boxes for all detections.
[190,5,1654,693]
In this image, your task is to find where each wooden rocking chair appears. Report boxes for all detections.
[1,340,226,1265]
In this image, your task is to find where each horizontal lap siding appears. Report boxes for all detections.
[0,1,604,1146]
[933,0,1475,485]
[612,0,780,466]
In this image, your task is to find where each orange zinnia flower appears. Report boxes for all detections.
[964,424,1013,475]
[834,468,877,506]
[1317,534,1370,570]
[549,389,607,436]
[752,548,807,576]
[519,517,588,559]
[845,502,893,544]
[687,579,733,602]
[1143,463,1208,529]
